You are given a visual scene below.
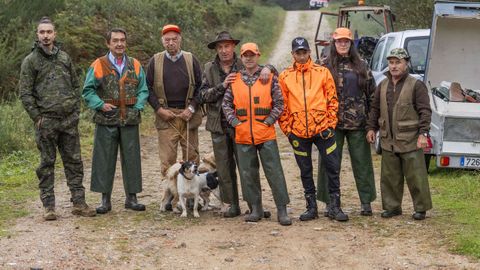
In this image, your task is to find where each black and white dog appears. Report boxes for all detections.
[176,161,219,218]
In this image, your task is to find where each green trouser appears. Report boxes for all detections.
[236,140,290,207]
[90,125,142,194]
[211,127,239,205]
[317,129,376,204]
[381,149,432,212]
[35,113,85,208]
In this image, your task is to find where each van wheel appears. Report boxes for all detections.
[374,131,382,154]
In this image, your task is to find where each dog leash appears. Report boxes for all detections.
[167,118,199,157]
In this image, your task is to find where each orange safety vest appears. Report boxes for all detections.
[231,73,276,145]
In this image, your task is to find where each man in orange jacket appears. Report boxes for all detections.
[222,43,291,226]
[278,37,348,222]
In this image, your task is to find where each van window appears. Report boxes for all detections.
[405,37,429,74]
[370,38,385,71]
[381,37,396,71]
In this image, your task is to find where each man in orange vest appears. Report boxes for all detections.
[278,37,348,222]
[222,43,291,226]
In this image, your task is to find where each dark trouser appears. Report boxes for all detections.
[211,127,239,205]
[236,140,290,207]
[35,113,85,208]
[90,125,142,194]
[381,149,432,212]
[289,133,340,196]
[317,129,376,203]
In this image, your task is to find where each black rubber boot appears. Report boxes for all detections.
[246,203,271,218]
[299,194,319,221]
[328,193,348,222]
[245,204,263,222]
[223,203,241,218]
[125,193,146,211]
[360,203,373,216]
[96,193,112,214]
[277,205,292,226]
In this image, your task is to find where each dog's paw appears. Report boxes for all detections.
[180,212,187,218]
[193,211,200,218]
[201,206,209,211]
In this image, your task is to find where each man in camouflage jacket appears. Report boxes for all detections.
[19,17,96,221]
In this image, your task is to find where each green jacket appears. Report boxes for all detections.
[19,42,80,121]
[82,54,148,126]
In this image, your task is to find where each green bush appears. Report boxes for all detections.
[0,100,36,155]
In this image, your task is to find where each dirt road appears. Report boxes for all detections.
[1,10,479,270]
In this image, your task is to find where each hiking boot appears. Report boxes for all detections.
[381,209,402,218]
[328,193,348,222]
[125,193,146,211]
[72,202,96,217]
[44,207,57,221]
[245,204,262,222]
[412,211,426,220]
[299,194,318,221]
[96,193,112,214]
[277,205,292,226]
[223,204,241,218]
[360,203,373,216]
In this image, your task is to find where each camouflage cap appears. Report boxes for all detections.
[386,48,410,60]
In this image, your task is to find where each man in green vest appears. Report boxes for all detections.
[197,31,274,217]
[83,28,149,214]
[146,24,203,180]
[366,48,432,220]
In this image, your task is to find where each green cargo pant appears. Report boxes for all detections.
[236,140,290,207]
[211,127,239,205]
[35,113,85,208]
[317,129,376,204]
[381,149,432,212]
[90,125,142,194]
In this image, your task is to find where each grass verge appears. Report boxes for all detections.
[429,168,480,259]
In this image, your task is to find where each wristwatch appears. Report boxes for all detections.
[188,105,195,113]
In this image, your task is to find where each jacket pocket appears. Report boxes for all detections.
[378,118,387,138]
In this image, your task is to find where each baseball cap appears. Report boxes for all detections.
[162,24,181,35]
[292,37,310,52]
[240,42,261,56]
[332,27,353,40]
[386,48,410,60]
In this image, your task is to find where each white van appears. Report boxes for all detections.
[370,29,430,86]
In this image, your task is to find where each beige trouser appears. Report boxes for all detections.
[157,111,199,177]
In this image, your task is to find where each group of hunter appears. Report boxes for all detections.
[19,17,433,225]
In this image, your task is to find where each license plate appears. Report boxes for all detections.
[460,156,480,168]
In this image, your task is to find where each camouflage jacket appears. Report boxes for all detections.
[325,58,375,130]
[19,42,80,121]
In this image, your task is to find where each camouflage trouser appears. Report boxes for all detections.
[35,113,85,208]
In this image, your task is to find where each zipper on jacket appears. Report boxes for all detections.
[248,85,255,145]
[302,71,309,137]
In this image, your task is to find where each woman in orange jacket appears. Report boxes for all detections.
[278,37,348,222]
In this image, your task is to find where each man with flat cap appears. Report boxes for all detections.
[366,48,432,220]
[197,31,274,217]
[278,37,348,222]
[147,24,203,178]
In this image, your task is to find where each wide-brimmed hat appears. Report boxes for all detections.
[207,31,240,49]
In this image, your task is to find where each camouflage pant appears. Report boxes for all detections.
[35,113,85,208]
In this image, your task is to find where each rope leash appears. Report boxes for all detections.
[166,118,199,159]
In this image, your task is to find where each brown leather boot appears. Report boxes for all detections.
[72,201,96,217]
[44,207,57,221]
